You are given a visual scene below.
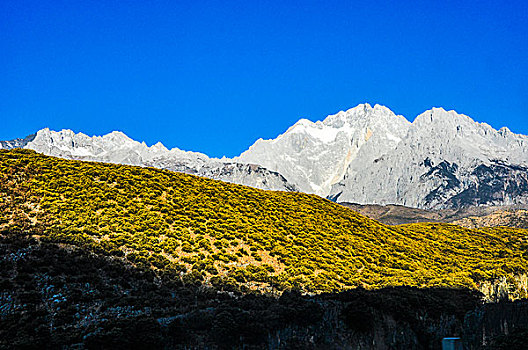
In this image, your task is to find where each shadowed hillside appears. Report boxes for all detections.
[1,233,527,349]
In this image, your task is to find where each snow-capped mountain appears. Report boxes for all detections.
[0,134,36,150]
[236,104,410,196]
[4,128,297,192]
[2,103,527,209]
[329,107,528,209]
[237,103,528,209]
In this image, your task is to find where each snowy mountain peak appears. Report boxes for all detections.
[103,130,133,142]
[36,127,75,139]
[499,126,512,136]
[292,118,313,127]
[415,107,470,123]
[2,103,527,209]
[322,104,410,131]
[151,141,169,153]
[286,117,345,144]
[236,103,411,195]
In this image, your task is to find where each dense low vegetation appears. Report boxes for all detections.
[2,233,526,349]
[2,149,528,348]
[1,149,528,295]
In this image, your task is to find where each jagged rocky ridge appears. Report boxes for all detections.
[3,128,297,192]
[2,103,527,209]
[238,104,528,210]
[0,133,36,150]
[329,107,528,209]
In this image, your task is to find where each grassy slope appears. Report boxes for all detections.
[1,149,527,294]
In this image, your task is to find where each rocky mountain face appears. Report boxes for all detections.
[2,128,297,192]
[236,103,411,196]
[0,133,36,150]
[2,103,527,209]
[330,107,528,209]
[238,104,528,209]
[145,157,298,192]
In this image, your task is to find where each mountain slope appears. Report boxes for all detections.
[331,107,528,209]
[341,203,528,227]
[5,128,297,192]
[2,149,528,296]
[2,150,528,348]
[3,104,527,209]
[236,103,410,196]
[452,209,528,229]
[2,234,514,350]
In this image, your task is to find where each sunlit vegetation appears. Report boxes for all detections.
[1,149,528,294]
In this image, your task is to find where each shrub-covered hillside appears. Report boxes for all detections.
[4,233,517,349]
[1,149,528,294]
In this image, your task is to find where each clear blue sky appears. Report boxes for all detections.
[1,0,527,157]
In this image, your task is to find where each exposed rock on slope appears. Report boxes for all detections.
[452,209,528,229]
